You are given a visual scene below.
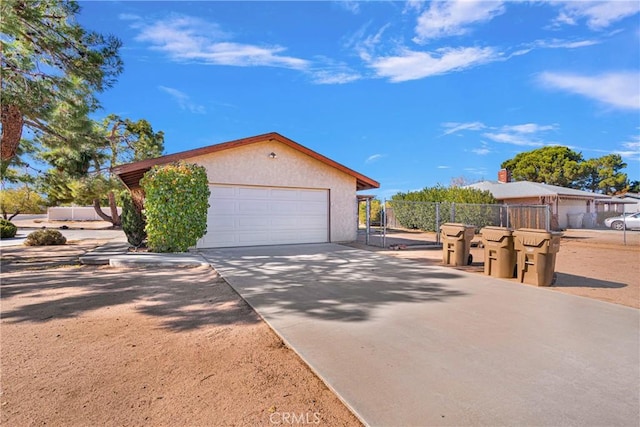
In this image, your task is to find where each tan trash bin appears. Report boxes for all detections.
[513,228,562,286]
[480,226,516,278]
[440,223,476,266]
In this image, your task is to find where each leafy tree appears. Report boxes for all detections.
[1,0,122,174]
[501,146,583,188]
[0,186,46,220]
[38,115,164,225]
[501,147,631,194]
[628,180,640,193]
[141,162,210,253]
[579,154,628,195]
[0,140,39,186]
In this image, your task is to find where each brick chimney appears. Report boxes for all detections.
[498,168,511,183]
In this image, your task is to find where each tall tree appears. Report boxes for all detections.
[0,0,122,174]
[501,146,584,188]
[579,154,628,195]
[38,115,164,225]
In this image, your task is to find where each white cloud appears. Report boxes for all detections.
[482,122,558,147]
[119,13,142,21]
[134,15,309,70]
[413,0,505,43]
[534,38,600,49]
[442,121,558,147]
[552,1,640,30]
[538,71,640,110]
[471,141,491,155]
[158,86,206,114]
[463,167,488,176]
[366,154,384,164]
[442,121,486,135]
[615,135,640,161]
[501,123,558,134]
[309,58,361,84]
[437,165,451,169]
[311,70,361,85]
[369,46,499,82]
[351,23,391,62]
[483,132,545,147]
[337,1,360,14]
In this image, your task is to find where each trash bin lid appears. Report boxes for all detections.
[440,223,473,237]
[480,226,512,242]
[514,228,553,247]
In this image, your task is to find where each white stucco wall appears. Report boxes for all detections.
[188,140,358,243]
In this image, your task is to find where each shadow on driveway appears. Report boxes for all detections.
[200,243,467,322]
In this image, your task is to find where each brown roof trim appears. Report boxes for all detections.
[112,132,380,191]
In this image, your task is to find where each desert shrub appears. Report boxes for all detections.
[24,229,66,246]
[120,191,146,247]
[141,162,210,252]
[0,219,18,238]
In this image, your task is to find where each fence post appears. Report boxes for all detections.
[545,205,551,231]
[506,205,510,229]
[436,202,441,244]
[382,199,387,248]
[450,202,455,222]
[365,198,370,246]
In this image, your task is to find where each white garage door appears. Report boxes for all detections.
[197,185,329,248]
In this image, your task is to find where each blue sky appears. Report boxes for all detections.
[79,1,639,198]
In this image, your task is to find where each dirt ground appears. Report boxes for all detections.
[353,228,639,309]
[0,243,360,426]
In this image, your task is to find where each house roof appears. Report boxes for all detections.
[112,132,380,191]
[614,192,640,200]
[468,180,613,200]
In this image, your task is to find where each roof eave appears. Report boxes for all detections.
[112,132,380,191]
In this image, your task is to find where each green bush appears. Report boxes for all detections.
[0,219,17,238]
[24,229,66,246]
[120,191,146,247]
[141,162,210,252]
[390,186,497,231]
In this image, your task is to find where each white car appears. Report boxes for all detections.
[604,212,640,230]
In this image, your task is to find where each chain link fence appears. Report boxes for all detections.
[385,201,550,232]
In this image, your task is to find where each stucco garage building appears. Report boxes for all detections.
[113,132,379,248]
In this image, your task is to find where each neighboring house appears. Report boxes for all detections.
[468,170,617,230]
[113,132,379,248]
[612,192,640,213]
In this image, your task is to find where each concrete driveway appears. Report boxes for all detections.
[201,243,639,426]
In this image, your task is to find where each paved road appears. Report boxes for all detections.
[201,243,640,427]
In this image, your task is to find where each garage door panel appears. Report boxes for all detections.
[198,185,329,248]
[238,187,271,199]
[238,217,270,228]
[211,186,237,198]
[299,190,327,201]
[270,200,298,213]
[299,202,327,213]
[239,201,268,213]
[269,189,298,200]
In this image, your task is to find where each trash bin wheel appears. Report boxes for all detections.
[467,254,473,265]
